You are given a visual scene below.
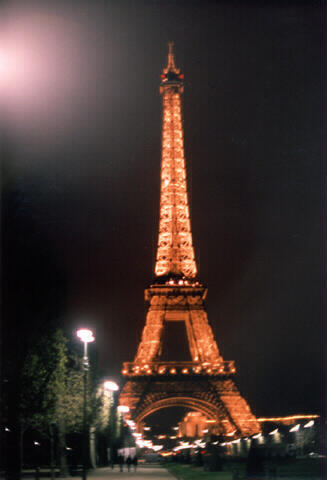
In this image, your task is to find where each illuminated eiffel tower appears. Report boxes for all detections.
[119,44,261,438]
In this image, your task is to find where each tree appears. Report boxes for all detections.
[20,329,69,474]
[20,328,101,473]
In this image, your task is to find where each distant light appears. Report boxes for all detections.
[117,405,129,413]
[34,441,40,446]
[253,433,262,439]
[172,427,179,430]
[194,440,206,448]
[290,424,300,432]
[104,380,119,392]
[257,414,319,422]
[152,445,163,452]
[144,427,151,431]
[76,329,95,343]
[202,429,209,433]
[5,427,10,432]
[66,447,72,450]
[269,428,278,435]
[304,420,314,428]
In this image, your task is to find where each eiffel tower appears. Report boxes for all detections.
[119,44,261,438]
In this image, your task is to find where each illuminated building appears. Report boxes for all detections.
[119,44,261,438]
[177,412,209,438]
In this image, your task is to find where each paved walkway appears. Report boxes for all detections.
[85,466,175,479]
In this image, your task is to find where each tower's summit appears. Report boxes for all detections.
[160,42,183,85]
[155,43,197,279]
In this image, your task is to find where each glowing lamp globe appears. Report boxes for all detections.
[104,380,119,392]
[289,424,300,432]
[77,328,95,343]
[117,405,130,413]
[304,420,314,428]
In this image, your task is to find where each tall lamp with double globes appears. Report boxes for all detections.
[103,381,119,464]
[117,405,130,447]
[76,328,95,480]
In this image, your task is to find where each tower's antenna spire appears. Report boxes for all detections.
[163,41,179,74]
[167,42,176,71]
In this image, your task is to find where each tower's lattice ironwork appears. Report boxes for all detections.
[119,44,261,438]
[155,42,196,278]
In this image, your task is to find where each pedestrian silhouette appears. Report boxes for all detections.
[126,456,132,472]
[118,454,124,472]
[132,456,138,472]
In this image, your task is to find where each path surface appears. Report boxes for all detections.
[86,465,175,480]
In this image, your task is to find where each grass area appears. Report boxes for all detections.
[165,458,325,479]
[265,457,324,477]
[165,463,233,480]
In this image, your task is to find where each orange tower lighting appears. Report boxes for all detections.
[119,44,261,438]
[156,42,197,279]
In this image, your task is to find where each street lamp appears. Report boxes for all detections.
[103,381,119,393]
[117,405,130,414]
[117,406,130,446]
[103,381,119,466]
[103,381,119,412]
[76,328,95,480]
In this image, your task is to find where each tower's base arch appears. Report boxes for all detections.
[120,374,261,438]
[137,397,217,423]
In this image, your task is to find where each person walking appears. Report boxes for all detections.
[118,454,124,472]
[126,456,132,472]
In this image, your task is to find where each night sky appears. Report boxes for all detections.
[1,0,323,419]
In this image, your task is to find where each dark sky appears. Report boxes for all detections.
[1,0,323,419]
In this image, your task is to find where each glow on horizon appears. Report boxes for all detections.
[0,0,104,167]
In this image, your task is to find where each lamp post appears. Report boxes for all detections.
[103,381,119,466]
[104,381,119,394]
[103,381,119,426]
[117,406,130,450]
[76,328,95,480]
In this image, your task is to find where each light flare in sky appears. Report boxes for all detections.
[0,1,102,144]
